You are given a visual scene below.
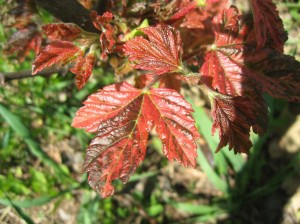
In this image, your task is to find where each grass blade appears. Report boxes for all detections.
[0,183,81,208]
[172,202,220,215]
[0,104,73,182]
[0,190,35,224]
[197,146,228,194]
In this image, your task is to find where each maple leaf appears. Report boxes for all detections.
[32,41,82,75]
[208,90,266,154]
[178,0,229,29]
[250,0,287,51]
[167,1,198,23]
[91,11,114,30]
[200,7,258,97]
[5,25,42,61]
[70,52,96,89]
[247,48,300,102]
[200,6,269,153]
[72,82,199,197]
[42,23,82,41]
[147,88,199,166]
[91,11,116,58]
[199,5,300,153]
[124,24,183,75]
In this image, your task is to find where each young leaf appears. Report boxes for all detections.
[72,83,142,133]
[247,49,300,102]
[200,6,269,153]
[250,0,287,51]
[91,11,116,58]
[42,23,82,41]
[200,6,251,96]
[32,41,82,75]
[82,92,149,197]
[72,82,199,197]
[203,5,300,104]
[70,52,96,89]
[210,93,256,154]
[100,24,116,57]
[148,88,199,167]
[91,11,114,30]
[5,26,42,61]
[124,24,183,75]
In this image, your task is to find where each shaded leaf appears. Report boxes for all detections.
[100,24,116,57]
[246,48,300,102]
[32,41,82,75]
[250,0,287,51]
[210,93,256,154]
[124,24,183,75]
[5,25,42,61]
[42,23,82,41]
[204,5,300,104]
[200,6,269,153]
[159,74,182,92]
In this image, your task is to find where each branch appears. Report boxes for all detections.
[34,0,99,33]
[0,66,69,85]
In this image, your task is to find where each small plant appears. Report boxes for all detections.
[3,0,300,198]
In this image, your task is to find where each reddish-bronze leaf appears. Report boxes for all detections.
[100,24,116,58]
[250,0,287,51]
[148,88,199,167]
[247,48,300,102]
[91,11,116,58]
[124,24,183,75]
[210,93,256,154]
[72,83,141,133]
[79,84,149,198]
[168,1,197,23]
[72,82,199,197]
[91,11,113,30]
[159,74,182,92]
[32,41,82,75]
[200,6,250,96]
[5,25,42,61]
[200,6,269,153]
[70,52,96,89]
[42,23,82,41]
[179,0,229,29]
[205,7,300,103]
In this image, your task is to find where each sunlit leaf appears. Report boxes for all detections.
[124,24,183,75]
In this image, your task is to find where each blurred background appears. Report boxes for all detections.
[0,0,300,223]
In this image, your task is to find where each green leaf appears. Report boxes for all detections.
[147,204,164,216]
